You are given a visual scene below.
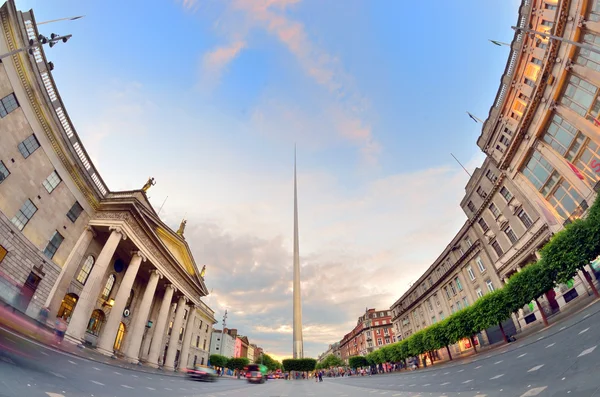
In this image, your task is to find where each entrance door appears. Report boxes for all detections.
[17,272,41,311]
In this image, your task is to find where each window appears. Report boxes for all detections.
[427,277,432,287]
[444,286,450,299]
[0,93,19,117]
[87,309,105,336]
[439,312,445,320]
[76,255,94,284]
[499,134,512,146]
[486,280,495,292]
[42,171,62,193]
[458,246,464,256]
[537,41,548,49]
[450,304,455,313]
[476,257,486,273]
[66,201,84,223]
[434,294,440,307]
[11,199,37,230]
[43,231,64,259]
[500,186,513,202]
[179,327,184,341]
[467,201,476,212]
[203,339,207,350]
[518,209,533,228]
[455,277,463,291]
[465,237,472,247]
[377,339,383,346]
[456,301,462,310]
[513,99,527,115]
[478,218,489,232]
[431,316,437,324]
[496,144,505,153]
[524,77,536,87]
[544,3,558,10]
[591,0,600,22]
[385,337,390,344]
[449,282,457,296]
[476,186,487,198]
[476,288,484,299]
[101,274,116,300]
[467,266,475,281]
[427,299,433,311]
[491,240,504,257]
[462,297,469,307]
[488,202,500,218]
[0,160,9,183]
[504,226,518,244]
[561,74,600,124]
[18,134,40,158]
[485,169,498,182]
[183,309,188,320]
[384,328,389,336]
[577,32,600,73]
[542,20,554,27]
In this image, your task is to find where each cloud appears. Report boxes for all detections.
[200,40,246,89]
[178,0,200,12]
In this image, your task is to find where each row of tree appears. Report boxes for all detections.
[209,353,283,372]
[282,358,317,372]
[349,196,600,367]
[315,354,344,369]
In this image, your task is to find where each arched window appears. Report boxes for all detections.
[101,274,115,300]
[76,255,94,285]
[57,293,78,320]
[114,322,126,351]
[87,309,105,336]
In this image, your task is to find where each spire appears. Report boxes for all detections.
[292,144,304,358]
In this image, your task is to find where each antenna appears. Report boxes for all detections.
[157,195,168,215]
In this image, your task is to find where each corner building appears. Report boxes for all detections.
[0,1,213,371]
[391,0,600,354]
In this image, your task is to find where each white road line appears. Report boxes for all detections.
[490,374,504,380]
[546,343,555,348]
[536,336,544,340]
[408,384,416,387]
[113,371,122,375]
[132,374,138,378]
[517,353,527,358]
[527,364,544,372]
[440,382,450,385]
[475,365,482,369]
[520,386,548,396]
[147,376,153,379]
[45,393,65,397]
[559,326,566,331]
[121,385,133,389]
[462,379,473,384]
[584,313,590,318]
[40,351,49,356]
[494,360,503,364]
[579,327,590,335]
[164,388,172,391]
[457,369,464,372]
[423,383,430,386]
[93,367,101,371]
[146,387,155,390]
[443,372,450,375]
[91,381,104,386]
[68,360,76,365]
[578,345,597,357]
[49,372,66,379]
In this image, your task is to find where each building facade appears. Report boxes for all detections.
[339,309,395,363]
[0,0,215,373]
[391,0,600,353]
[209,328,236,358]
[317,341,341,363]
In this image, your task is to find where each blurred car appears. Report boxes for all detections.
[245,364,268,384]
[186,365,217,382]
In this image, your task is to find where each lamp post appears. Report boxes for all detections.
[0,33,72,61]
[511,26,600,56]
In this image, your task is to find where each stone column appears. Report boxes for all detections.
[164,295,188,371]
[124,269,162,364]
[65,227,125,343]
[178,305,197,372]
[96,251,146,356]
[46,226,95,319]
[147,284,175,368]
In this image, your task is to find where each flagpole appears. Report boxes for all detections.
[451,153,472,177]
[466,112,485,124]
[512,26,600,56]
[37,16,85,25]
[489,39,511,47]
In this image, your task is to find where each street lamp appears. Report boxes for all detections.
[511,26,600,56]
[0,33,72,62]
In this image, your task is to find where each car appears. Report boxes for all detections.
[245,364,268,384]
[186,365,217,382]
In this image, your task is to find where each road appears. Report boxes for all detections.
[0,300,599,396]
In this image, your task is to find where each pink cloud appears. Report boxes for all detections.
[201,40,245,83]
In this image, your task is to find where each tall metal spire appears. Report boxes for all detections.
[292,144,304,358]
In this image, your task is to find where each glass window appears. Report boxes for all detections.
[455,277,463,291]
[500,186,513,202]
[101,274,116,300]
[42,170,62,193]
[439,312,445,320]
[431,316,436,324]
[476,186,487,198]
[456,301,462,310]
[87,309,105,336]
[476,257,486,273]
[491,240,504,257]
[504,226,518,244]
[486,169,498,182]
[0,93,19,117]
[561,74,600,124]
[467,266,475,281]
[66,201,84,223]
[499,134,512,146]
[196,335,200,347]
[0,160,10,183]
[17,134,40,159]
[463,297,469,307]
[57,293,78,320]
[486,280,495,292]
[465,237,473,247]
[467,201,476,212]
[489,202,500,218]
[518,209,533,228]
[476,288,484,299]
[591,0,600,21]
[76,255,94,284]
[449,282,457,296]
[478,218,489,232]
[43,231,64,259]
[11,199,37,230]
[577,32,600,73]
[444,286,450,299]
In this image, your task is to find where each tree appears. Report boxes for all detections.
[320,354,344,369]
[348,356,368,369]
[209,354,228,369]
[226,357,249,375]
[471,289,512,342]
[256,354,281,372]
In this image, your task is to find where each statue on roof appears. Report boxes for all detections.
[200,265,206,278]
[177,219,187,237]
[142,177,156,193]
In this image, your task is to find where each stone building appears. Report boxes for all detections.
[0,0,215,372]
[391,0,600,354]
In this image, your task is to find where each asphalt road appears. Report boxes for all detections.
[0,300,599,397]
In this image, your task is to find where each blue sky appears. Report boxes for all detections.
[17,0,519,359]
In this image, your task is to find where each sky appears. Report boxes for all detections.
[17,0,520,360]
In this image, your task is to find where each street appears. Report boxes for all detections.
[1,301,600,396]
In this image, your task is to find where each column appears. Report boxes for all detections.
[46,226,95,320]
[96,251,146,356]
[164,295,188,371]
[147,284,175,368]
[178,305,197,372]
[124,269,162,363]
[65,227,125,343]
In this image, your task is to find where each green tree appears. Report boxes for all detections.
[348,356,368,369]
[226,357,249,373]
[209,354,228,369]
[320,354,344,368]
[470,289,512,342]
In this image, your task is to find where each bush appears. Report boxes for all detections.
[282,358,317,372]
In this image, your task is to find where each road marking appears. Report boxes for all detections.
[457,369,464,372]
[408,384,416,387]
[146,387,155,390]
[475,365,482,369]
[93,367,101,371]
[165,388,172,391]
[392,394,402,397]
[584,314,590,318]
[520,386,548,396]
[91,381,104,386]
[49,372,66,379]
[517,353,527,358]
[443,372,450,375]
[490,374,504,380]
[536,336,544,340]
[40,351,49,356]
[546,343,555,348]
[45,394,65,397]
[68,360,76,365]
[527,364,544,372]
[494,360,503,364]
[579,327,590,335]
[462,379,473,383]
[423,383,430,386]
[132,374,138,378]
[474,395,487,397]
[559,326,566,331]
[179,388,187,391]
[121,385,133,389]
[114,371,122,375]
[440,382,450,385]
[578,345,597,357]
[147,376,153,379]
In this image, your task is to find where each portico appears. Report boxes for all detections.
[44,189,209,369]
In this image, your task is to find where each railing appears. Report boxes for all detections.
[21,15,108,197]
